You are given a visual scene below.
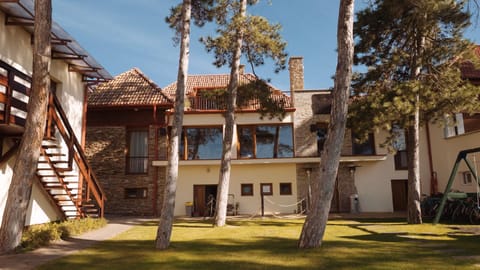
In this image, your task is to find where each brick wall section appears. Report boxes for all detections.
[85,126,167,216]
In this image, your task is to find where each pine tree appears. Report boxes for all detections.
[298,0,355,249]
[0,0,51,254]
[155,0,215,250]
[201,0,287,227]
[349,0,480,224]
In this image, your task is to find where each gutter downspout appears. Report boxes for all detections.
[426,123,437,195]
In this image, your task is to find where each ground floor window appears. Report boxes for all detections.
[126,129,149,174]
[260,183,273,195]
[125,188,147,199]
[279,183,292,195]
[241,183,254,196]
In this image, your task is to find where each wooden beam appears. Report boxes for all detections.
[52,51,86,60]
[5,15,34,26]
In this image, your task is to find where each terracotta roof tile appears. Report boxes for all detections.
[89,68,172,107]
[162,73,293,110]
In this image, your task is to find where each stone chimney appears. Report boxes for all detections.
[239,64,245,75]
[289,57,304,106]
[289,57,304,91]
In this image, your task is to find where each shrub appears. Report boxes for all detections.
[19,218,107,251]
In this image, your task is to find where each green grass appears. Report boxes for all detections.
[39,218,480,270]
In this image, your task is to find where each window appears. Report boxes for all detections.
[241,183,254,196]
[179,127,223,160]
[463,172,473,186]
[238,124,294,159]
[352,132,375,155]
[316,123,328,156]
[127,129,148,174]
[260,183,273,195]
[279,183,292,195]
[392,126,408,170]
[445,113,480,137]
[125,188,147,199]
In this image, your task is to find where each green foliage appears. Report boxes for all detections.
[349,0,480,146]
[237,78,288,119]
[166,0,216,44]
[19,218,107,252]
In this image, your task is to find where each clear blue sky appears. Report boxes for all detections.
[52,0,480,91]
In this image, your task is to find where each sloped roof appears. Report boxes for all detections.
[0,0,111,81]
[88,68,172,107]
[162,73,293,109]
[460,45,480,81]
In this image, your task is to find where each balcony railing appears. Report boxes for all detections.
[188,94,292,111]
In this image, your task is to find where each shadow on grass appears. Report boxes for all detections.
[37,219,480,270]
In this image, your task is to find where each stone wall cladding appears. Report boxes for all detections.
[86,126,167,216]
[293,91,357,213]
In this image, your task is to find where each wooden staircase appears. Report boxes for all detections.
[36,94,106,219]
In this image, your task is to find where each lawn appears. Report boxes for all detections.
[38,218,480,270]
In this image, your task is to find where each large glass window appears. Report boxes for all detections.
[238,124,294,159]
[127,130,149,174]
[179,127,223,160]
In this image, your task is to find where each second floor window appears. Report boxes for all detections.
[127,130,148,174]
[352,132,375,155]
[238,124,294,159]
[179,127,223,160]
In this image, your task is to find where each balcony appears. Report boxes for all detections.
[187,94,293,112]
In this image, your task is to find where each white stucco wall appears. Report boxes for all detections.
[428,123,480,193]
[0,9,87,226]
[353,128,431,212]
[175,163,298,216]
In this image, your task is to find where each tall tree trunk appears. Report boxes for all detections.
[155,0,191,250]
[214,0,247,227]
[0,0,51,254]
[298,0,354,249]
[407,100,422,224]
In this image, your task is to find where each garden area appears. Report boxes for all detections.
[38,217,480,270]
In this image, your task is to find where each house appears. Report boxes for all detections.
[87,59,390,217]
[86,68,172,216]
[0,0,111,226]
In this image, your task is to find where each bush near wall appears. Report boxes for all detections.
[19,218,107,252]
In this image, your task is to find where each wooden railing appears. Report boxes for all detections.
[188,94,292,111]
[0,65,30,129]
[46,93,105,217]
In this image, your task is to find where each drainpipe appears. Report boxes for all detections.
[425,123,437,195]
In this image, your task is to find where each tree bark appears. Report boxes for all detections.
[407,101,422,224]
[214,0,247,227]
[0,0,51,254]
[155,0,191,250]
[298,0,354,249]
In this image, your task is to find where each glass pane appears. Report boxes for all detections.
[129,131,148,173]
[238,127,254,158]
[186,127,222,159]
[277,125,294,157]
[352,133,375,155]
[256,126,276,158]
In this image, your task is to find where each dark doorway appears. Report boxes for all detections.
[330,177,340,213]
[391,179,408,211]
[193,185,217,217]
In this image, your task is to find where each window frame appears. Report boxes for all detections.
[279,182,292,195]
[241,183,254,196]
[394,150,408,171]
[126,128,149,174]
[237,123,294,159]
[179,125,224,160]
[124,187,148,199]
[260,183,273,196]
[351,132,376,155]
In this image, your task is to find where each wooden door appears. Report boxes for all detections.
[193,185,205,217]
[391,179,408,211]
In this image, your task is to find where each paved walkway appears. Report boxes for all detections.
[0,217,155,270]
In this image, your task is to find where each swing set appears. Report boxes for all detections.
[433,147,480,224]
